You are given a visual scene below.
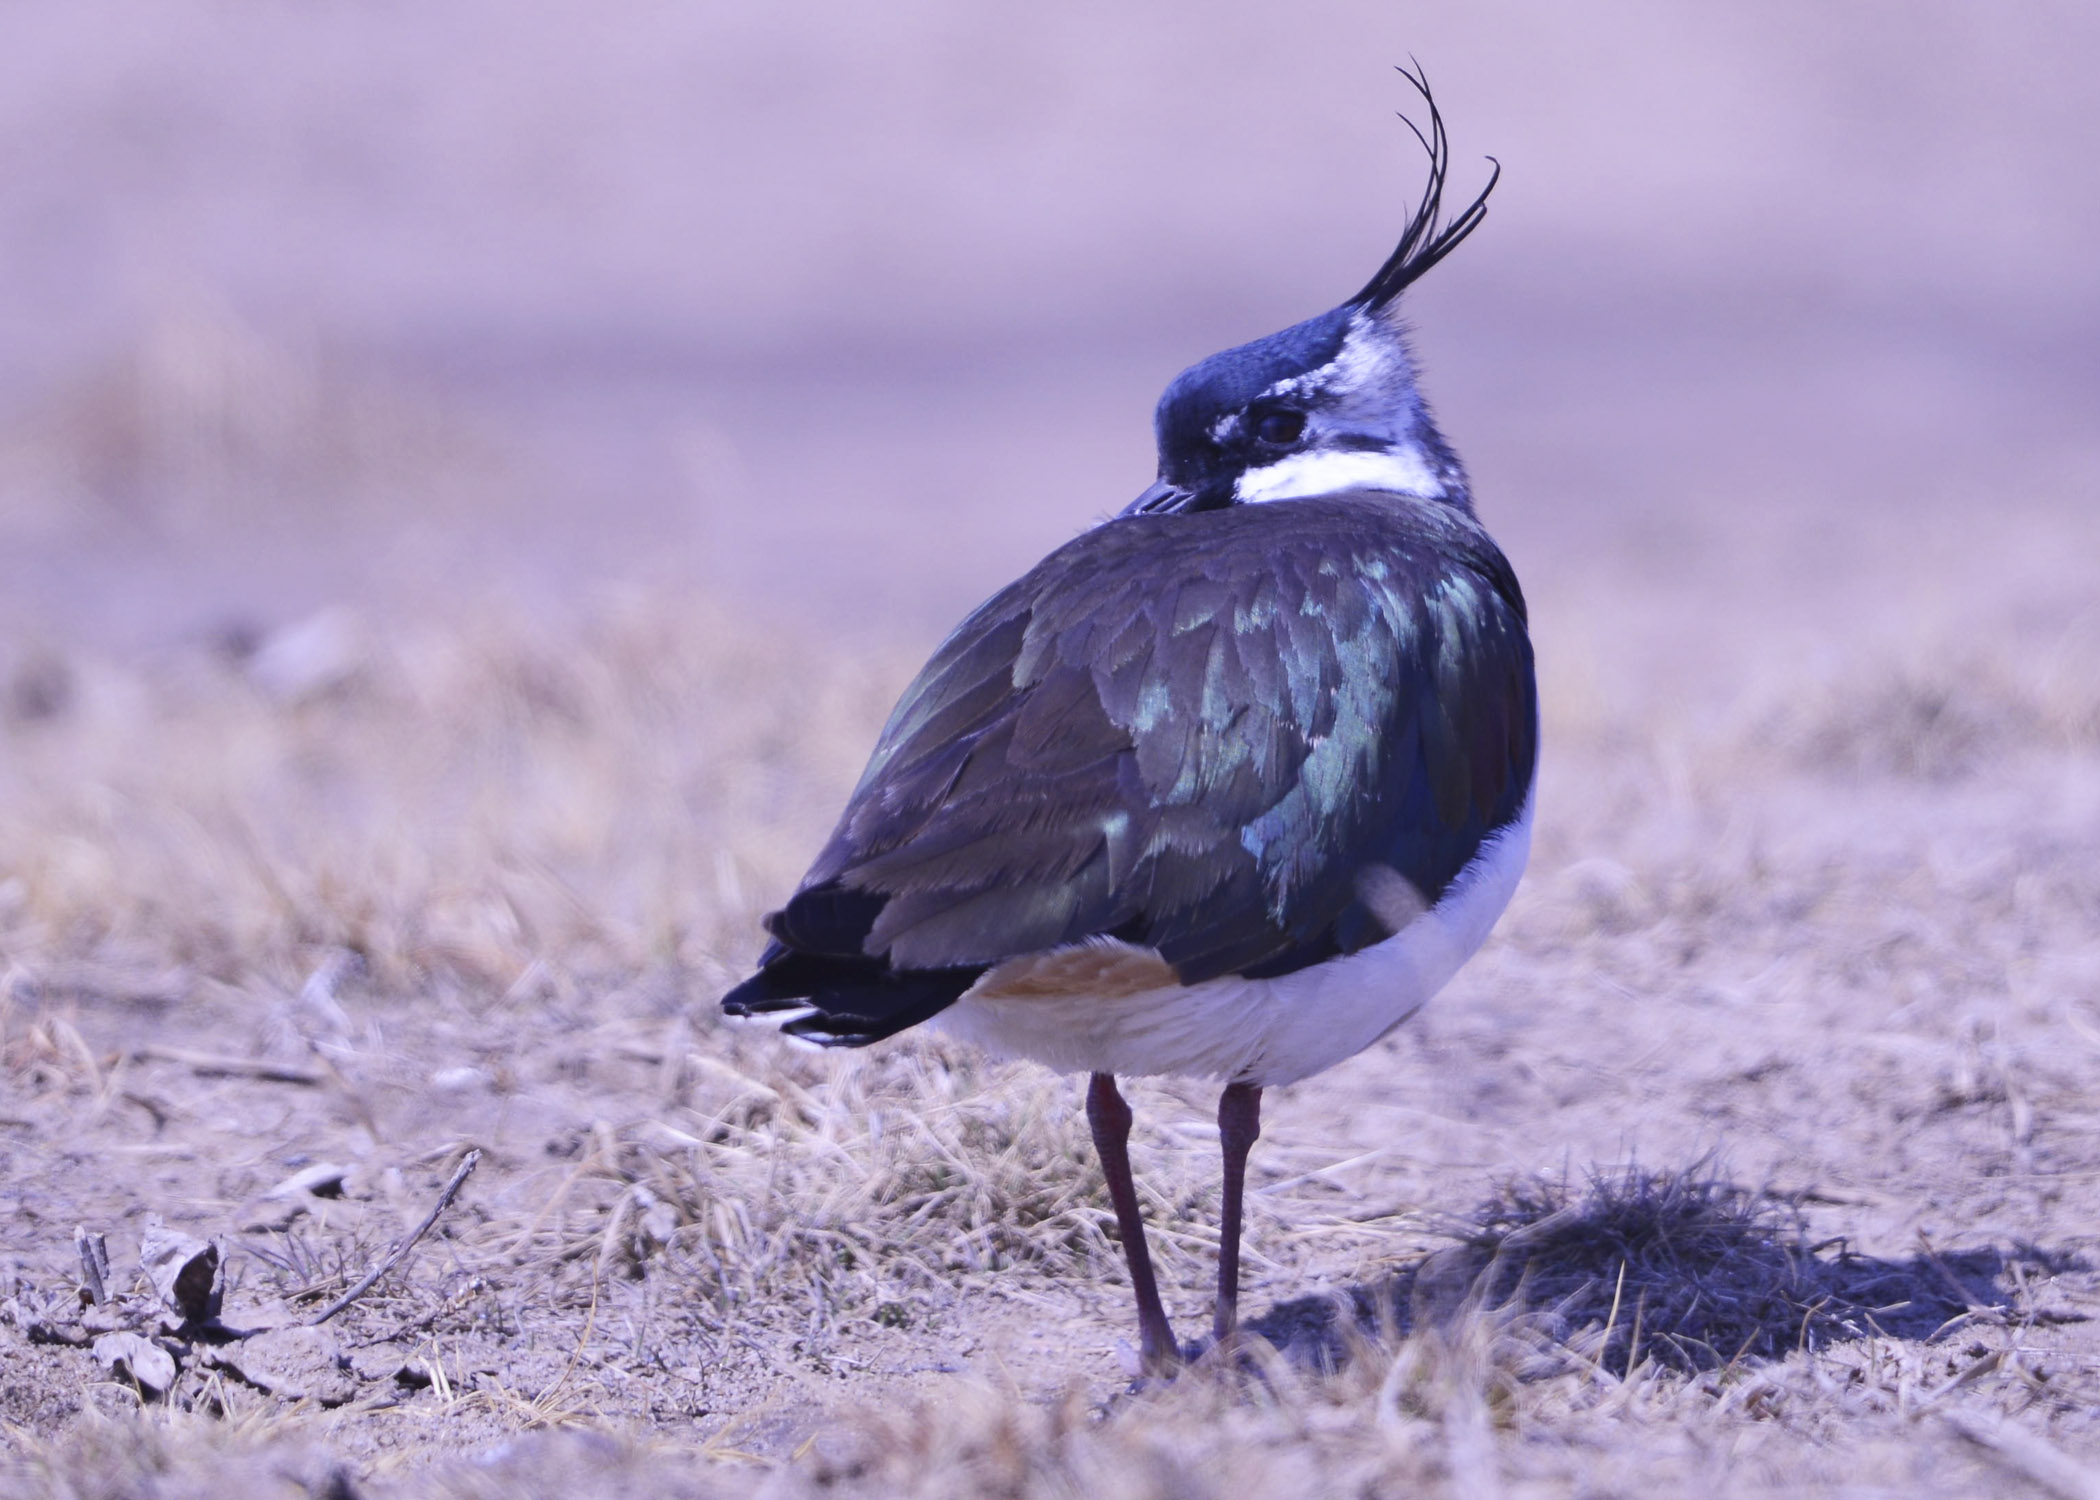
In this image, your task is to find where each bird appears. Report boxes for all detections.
[722,69,1536,1376]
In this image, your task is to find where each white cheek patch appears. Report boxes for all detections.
[1234,446,1445,504]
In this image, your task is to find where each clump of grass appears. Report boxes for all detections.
[1,1406,363,1500]
[1796,669,2024,780]
[1255,1164,1999,1380]
[1432,1166,1846,1374]
[1768,650,2100,782]
[1376,1165,1989,1377]
[505,1037,1221,1358]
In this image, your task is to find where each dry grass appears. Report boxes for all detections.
[2,504,2099,1495]
[1769,645,2100,783]
[6,1303,2087,1500]
[0,301,502,543]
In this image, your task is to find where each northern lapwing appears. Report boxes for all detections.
[723,71,1536,1374]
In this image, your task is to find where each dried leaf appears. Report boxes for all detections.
[241,1163,354,1232]
[269,1162,351,1200]
[93,1330,177,1395]
[139,1217,223,1323]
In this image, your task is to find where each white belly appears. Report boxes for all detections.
[932,785,1534,1088]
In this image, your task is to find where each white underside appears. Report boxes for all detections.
[932,781,1535,1087]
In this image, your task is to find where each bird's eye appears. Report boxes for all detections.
[1252,408,1305,447]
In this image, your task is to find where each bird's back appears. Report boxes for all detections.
[723,490,1536,1064]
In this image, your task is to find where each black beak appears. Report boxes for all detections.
[1122,479,1191,516]
[1126,477,1240,517]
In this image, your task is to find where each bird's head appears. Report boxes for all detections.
[1129,70,1497,520]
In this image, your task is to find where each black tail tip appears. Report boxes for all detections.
[718,955,984,1046]
[720,971,807,1017]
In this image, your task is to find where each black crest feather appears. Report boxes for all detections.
[1350,62,1500,310]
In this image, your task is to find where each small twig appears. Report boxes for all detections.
[74,1226,109,1307]
[309,1150,481,1326]
[133,1044,322,1086]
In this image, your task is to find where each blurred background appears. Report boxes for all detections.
[0,0,2094,665]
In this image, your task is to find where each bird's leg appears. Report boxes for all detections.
[1086,1072,1177,1372]
[1213,1080,1264,1348]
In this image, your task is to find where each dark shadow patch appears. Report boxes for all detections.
[1245,1165,2072,1376]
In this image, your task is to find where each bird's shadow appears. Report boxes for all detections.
[1237,1166,2083,1377]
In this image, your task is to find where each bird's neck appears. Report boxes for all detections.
[1233,434,1471,510]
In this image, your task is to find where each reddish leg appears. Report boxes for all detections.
[1087,1072,1177,1372]
[1213,1081,1264,1346]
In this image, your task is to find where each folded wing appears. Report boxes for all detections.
[723,497,1535,1044]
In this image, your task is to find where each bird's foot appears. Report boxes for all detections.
[1114,1332,1269,1392]
[1111,1336,1191,1390]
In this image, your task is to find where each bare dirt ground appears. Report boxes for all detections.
[1,375,2098,1495]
